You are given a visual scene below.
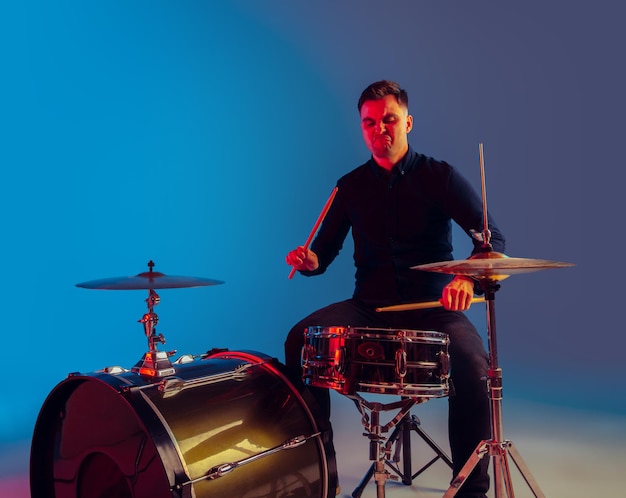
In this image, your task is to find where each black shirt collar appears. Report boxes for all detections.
[368,146,417,177]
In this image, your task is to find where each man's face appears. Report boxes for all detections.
[360,94,413,165]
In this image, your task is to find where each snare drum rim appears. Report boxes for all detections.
[308,326,449,343]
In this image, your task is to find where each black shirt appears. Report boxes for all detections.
[303,147,506,306]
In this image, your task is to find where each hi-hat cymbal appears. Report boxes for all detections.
[412,252,574,280]
[76,262,224,290]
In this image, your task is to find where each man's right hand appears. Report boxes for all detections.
[286,246,319,272]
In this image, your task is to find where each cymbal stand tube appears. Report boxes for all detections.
[485,284,503,443]
[442,279,545,498]
[485,282,507,498]
[478,143,493,251]
[439,144,553,497]
[132,288,176,377]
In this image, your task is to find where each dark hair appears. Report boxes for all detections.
[357,80,409,112]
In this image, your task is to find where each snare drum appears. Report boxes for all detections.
[303,326,450,398]
[31,350,330,498]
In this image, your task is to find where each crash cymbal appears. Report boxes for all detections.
[76,261,224,290]
[412,251,574,280]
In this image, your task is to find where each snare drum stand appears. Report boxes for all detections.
[349,395,452,498]
[443,278,545,498]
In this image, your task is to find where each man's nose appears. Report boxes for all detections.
[375,121,386,133]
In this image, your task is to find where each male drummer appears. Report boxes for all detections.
[285,80,505,498]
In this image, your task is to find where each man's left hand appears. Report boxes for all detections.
[440,276,475,311]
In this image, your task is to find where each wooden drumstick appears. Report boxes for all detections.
[288,187,339,279]
[375,297,485,312]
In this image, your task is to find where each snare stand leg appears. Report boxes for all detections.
[405,414,453,478]
[352,463,374,498]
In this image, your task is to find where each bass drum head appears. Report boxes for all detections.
[30,350,330,498]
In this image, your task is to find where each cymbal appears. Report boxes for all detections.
[76,265,224,290]
[412,252,574,279]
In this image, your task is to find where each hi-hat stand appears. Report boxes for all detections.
[349,395,452,498]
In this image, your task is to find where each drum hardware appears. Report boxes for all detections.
[134,287,177,377]
[348,394,452,498]
[349,395,416,498]
[351,408,453,498]
[115,362,256,398]
[387,412,453,483]
[412,144,574,498]
[76,260,224,378]
[102,365,128,374]
[173,432,320,490]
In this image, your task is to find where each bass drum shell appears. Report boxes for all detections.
[30,350,330,498]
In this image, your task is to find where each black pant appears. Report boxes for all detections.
[284,298,490,497]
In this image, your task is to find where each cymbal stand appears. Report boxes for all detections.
[443,277,545,498]
[444,144,545,497]
[131,287,176,377]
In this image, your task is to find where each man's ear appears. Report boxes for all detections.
[406,114,413,133]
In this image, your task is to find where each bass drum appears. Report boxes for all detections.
[30,350,331,498]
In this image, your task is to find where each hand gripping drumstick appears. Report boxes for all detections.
[375,297,485,312]
[288,187,338,280]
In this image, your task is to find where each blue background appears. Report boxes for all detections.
[1,0,624,480]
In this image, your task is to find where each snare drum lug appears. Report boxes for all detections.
[395,349,407,378]
[438,351,451,378]
[335,346,346,374]
[301,344,313,366]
